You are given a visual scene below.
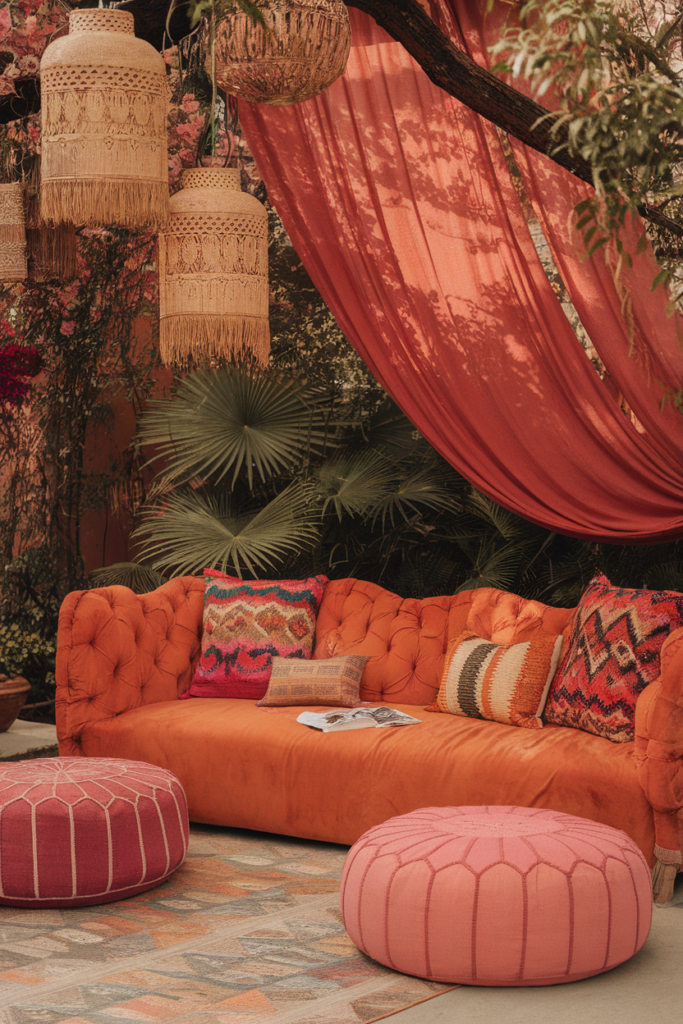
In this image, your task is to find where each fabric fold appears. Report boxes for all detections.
[239,1,683,541]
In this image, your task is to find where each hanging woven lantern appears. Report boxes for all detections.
[158,167,269,366]
[40,9,169,229]
[0,183,27,284]
[212,0,350,106]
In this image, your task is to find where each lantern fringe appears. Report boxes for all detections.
[26,226,78,281]
[40,180,169,230]
[159,316,270,367]
[24,183,77,281]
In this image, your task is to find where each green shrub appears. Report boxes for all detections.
[0,621,56,701]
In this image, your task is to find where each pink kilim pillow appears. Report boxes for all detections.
[544,573,683,742]
[184,570,328,700]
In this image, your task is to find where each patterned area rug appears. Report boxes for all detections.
[0,825,455,1024]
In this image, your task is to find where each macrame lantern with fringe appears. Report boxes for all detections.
[0,183,27,284]
[158,167,269,366]
[212,0,350,106]
[39,8,169,229]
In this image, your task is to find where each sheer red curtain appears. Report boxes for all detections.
[458,0,683,454]
[238,2,683,541]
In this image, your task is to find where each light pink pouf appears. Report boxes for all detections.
[341,806,652,986]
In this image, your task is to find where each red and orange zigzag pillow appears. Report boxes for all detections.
[183,570,328,700]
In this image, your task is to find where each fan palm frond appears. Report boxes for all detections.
[645,559,683,593]
[89,563,167,595]
[313,451,394,520]
[370,469,459,529]
[138,367,332,490]
[133,484,319,579]
[466,490,524,541]
[455,542,522,593]
[362,400,419,456]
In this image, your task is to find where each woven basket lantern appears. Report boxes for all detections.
[159,167,269,366]
[0,183,27,284]
[212,0,350,106]
[40,8,169,229]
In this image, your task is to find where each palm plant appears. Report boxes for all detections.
[98,365,683,603]
[122,365,459,582]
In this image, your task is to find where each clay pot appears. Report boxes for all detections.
[0,675,30,733]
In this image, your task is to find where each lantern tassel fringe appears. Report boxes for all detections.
[25,184,77,281]
[160,316,270,367]
[41,180,169,231]
[26,225,78,281]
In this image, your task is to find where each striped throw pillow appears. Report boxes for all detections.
[427,630,564,730]
[256,655,369,707]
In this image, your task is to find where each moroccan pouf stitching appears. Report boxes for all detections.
[0,757,189,907]
[341,805,652,986]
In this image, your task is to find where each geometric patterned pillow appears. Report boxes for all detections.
[544,574,683,743]
[182,570,328,701]
[426,629,564,730]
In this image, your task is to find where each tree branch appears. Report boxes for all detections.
[346,0,597,182]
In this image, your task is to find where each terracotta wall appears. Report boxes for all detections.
[79,318,172,574]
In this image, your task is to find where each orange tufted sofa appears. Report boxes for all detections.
[56,576,683,901]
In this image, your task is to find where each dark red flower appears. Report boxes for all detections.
[0,342,42,410]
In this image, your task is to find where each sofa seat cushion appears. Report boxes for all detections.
[76,699,655,865]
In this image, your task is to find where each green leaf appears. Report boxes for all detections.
[138,367,331,490]
[454,543,522,593]
[635,231,649,255]
[652,268,671,291]
[587,236,609,256]
[89,563,167,595]
[313,452,394,521]
[133,484,319,579]
[369,469,459,530]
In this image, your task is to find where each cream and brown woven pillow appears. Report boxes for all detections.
[427,630,563,730]
[256,654,369,708]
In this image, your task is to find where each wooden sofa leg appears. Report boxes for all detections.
[652,845,682,904]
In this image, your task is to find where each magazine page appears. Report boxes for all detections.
[297,706,421,732]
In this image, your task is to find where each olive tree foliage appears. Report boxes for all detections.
[491,0,683,299]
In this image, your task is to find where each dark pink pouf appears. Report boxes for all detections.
[0,757,189,907]
[341,806,652,986]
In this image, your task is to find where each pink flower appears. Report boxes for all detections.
[174,119,203,143]
[59,321,75,336]
[15,14,37,39]
[56,281,78,307]
[181,93,200,115]
[0,6,12,45]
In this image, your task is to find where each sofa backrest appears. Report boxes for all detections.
[313,578,574,705]
[57,576,575,739]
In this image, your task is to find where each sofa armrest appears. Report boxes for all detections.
[635,625,683,901]
[56,577,205,756]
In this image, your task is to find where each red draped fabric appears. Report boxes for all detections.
[238,0,683,542]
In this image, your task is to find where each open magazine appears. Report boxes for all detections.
[297,706,421,733]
